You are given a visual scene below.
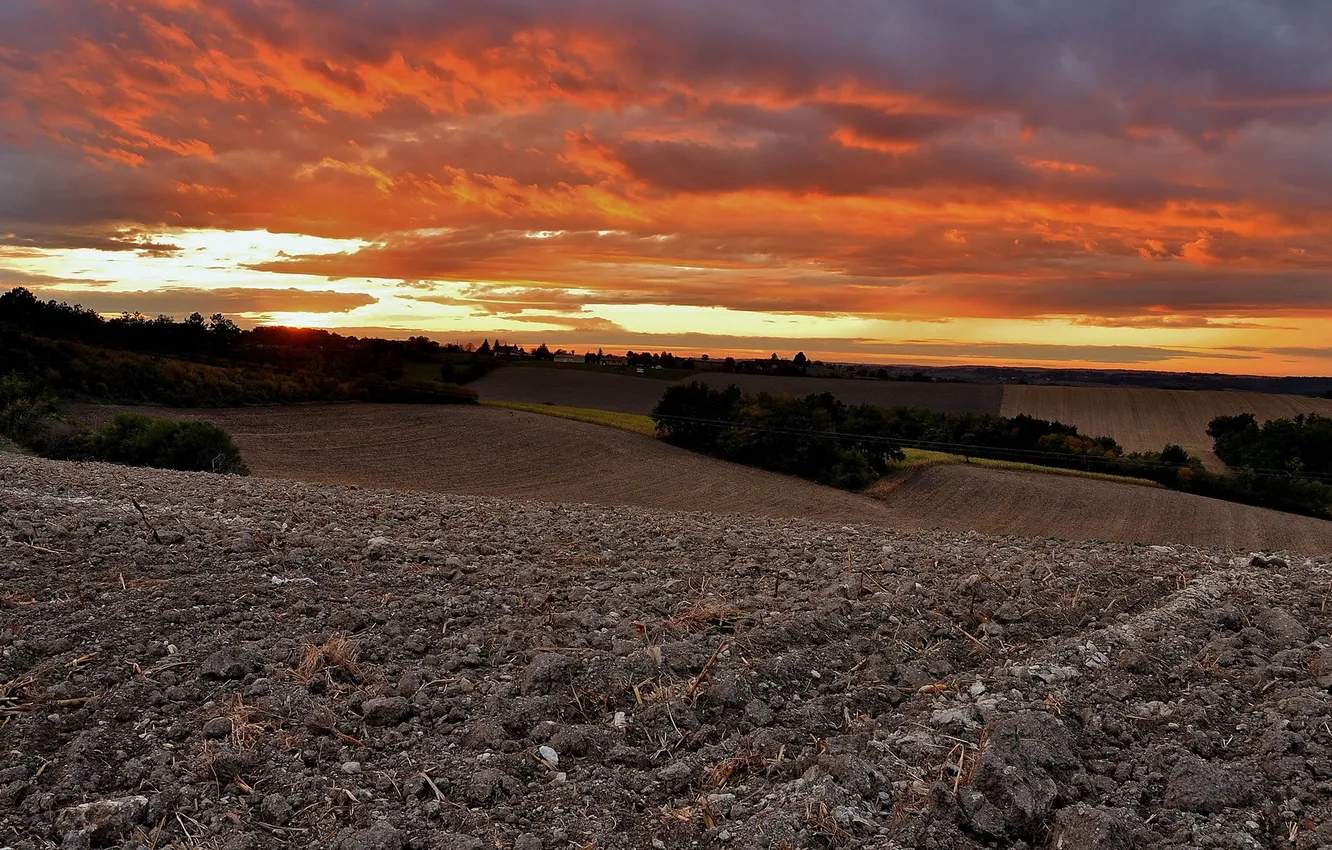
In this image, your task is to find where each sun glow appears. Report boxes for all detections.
[0,2,1330,375]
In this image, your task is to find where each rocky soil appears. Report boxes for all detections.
[2,453,1330,850]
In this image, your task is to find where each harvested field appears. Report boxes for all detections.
[70,403,1332,553]
[70,403,899,526]
[1002,384,1332,471]
[684,373,1004,415]
[470,367,666,414]
[873,464,1332,554]
[473,365,1004,415]
[3,453,1331,850]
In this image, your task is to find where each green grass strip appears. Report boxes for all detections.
[482,400,658,437]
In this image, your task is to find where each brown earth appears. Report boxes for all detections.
[680,373,1004,415]
[469,367,668,414]
[70,403,1332,553]
[3,453,1331,849]
[471,366,1004,415]
[1002,384,1332,471]
[477,367,1332,474]
[874,464,1332,555]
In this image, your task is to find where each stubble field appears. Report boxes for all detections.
[71,403,1332,554]
[470,368,1004,416]
[475,365,1332,475]
[1001,385,1332,471]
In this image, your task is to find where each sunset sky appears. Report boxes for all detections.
[2,1,1331,374]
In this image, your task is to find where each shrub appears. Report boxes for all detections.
[0,374,62,445]
[93,413,250,475]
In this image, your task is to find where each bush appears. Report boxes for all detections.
[653,383,903,489]
[0,374,62,445]
[93,414,250,474]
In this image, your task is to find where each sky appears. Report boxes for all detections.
[1,1,1331,375]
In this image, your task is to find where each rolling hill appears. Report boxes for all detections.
[70,403,1332,553]
[1001,385,1332,471]
[472,365,1003,415]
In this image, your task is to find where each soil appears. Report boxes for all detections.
[3,453,1332,850]
[874,464,1332,556]
[476,366,1332,472]
[1001,386,1332,472]
[679,375,1004,416]
[69,404,1332,555]
[67,404,903,527]
[470,369,669,415]
[471,367,1004,416]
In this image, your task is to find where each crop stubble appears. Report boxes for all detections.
[72,403,1332,553]
[1001,385,1332,471]
[472,368,1004,416]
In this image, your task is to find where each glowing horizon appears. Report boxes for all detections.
[2,2,1332,377]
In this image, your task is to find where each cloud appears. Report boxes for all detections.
[0,0,1329,373]
[24,286,377,317]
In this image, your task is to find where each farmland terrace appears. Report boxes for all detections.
[2,453,1330,849]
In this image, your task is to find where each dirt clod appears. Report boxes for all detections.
[1163,757,1256,814]
[968,711,1082,838]
[1046,803,1134,850]
[52,796,146,847]
[361,695,410,726]
[199,646,261,680]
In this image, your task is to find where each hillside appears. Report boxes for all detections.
[469,367,669,415]
[471,365,1004,416]
[3,454,1330,849]
[475,365,1332,476]
[1002,385,1332,471]
[874,464,1332,554]
[680,373,1004,415]
[71,403,1332,553]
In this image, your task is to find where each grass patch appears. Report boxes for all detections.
[483,400,657,437]
[870,447,1163,492]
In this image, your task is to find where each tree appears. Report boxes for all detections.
[1160,444,1191,465]
[793,352,807,366]
[478,339,492,356]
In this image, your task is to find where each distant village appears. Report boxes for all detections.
[461,338,936,380]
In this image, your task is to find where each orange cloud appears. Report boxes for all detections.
[0,1,1331,375]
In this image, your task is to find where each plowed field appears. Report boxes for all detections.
[71,403,1332,553]
[8,453,1331,849]
[1001,385,1332,470]
[470,367,668,414]
[472,366,1003,415]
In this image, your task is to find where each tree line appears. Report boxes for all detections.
[0,288,476,406]
[652,382,1332,519]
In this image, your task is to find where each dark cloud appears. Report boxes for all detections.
[0,0,1328,371]
[24,287,377,317]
